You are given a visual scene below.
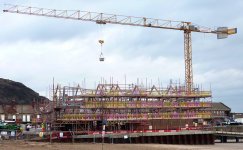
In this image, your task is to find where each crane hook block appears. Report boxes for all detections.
[99,40,104,44]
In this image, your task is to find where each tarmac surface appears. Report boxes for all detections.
[0,141,243,150]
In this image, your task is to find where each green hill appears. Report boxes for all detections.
[0,78,46,104]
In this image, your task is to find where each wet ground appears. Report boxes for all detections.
[1,141,243,150]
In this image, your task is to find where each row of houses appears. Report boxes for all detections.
[0,100,51,125]
[211,102,231,118]
[0,104,35,122]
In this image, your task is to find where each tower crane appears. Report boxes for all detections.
[3,4,237,94]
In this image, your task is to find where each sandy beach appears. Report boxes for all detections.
[1,141,243,150]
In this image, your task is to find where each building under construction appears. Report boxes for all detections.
[51,82,212,133]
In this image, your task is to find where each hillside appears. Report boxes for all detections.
[0,78,46,104]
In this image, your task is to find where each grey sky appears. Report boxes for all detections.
[0,0,242,112]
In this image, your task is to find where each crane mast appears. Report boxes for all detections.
[3,4,237,94]
[184,29,193,93]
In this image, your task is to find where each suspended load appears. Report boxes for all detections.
[99,40,105,62]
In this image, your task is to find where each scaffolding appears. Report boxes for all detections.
[51,82,212,133]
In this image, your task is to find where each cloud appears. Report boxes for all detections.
[0,32,184,88]
[194,68,243,112]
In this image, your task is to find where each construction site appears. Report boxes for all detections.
[52,82,212,132]
[1,3,241,146]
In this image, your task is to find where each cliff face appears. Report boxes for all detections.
[0,78,45,104]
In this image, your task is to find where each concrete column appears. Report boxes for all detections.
[159,136,164,144]
[189,134,193,145]
[221,136,227,143]
[165,136,169,144]
[141,136,145,143]
[178,135,181,144]
[235,137,239,143]
[195,134,199,145]
[185,135,189,145]
[172,135,175,144]
[146,136,150,143]
[224,136,227,143]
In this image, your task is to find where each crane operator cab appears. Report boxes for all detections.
[99,40,105,62]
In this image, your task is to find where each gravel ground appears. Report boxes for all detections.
[0,141,243,150]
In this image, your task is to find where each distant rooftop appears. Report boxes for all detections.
[211,102,231,111]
